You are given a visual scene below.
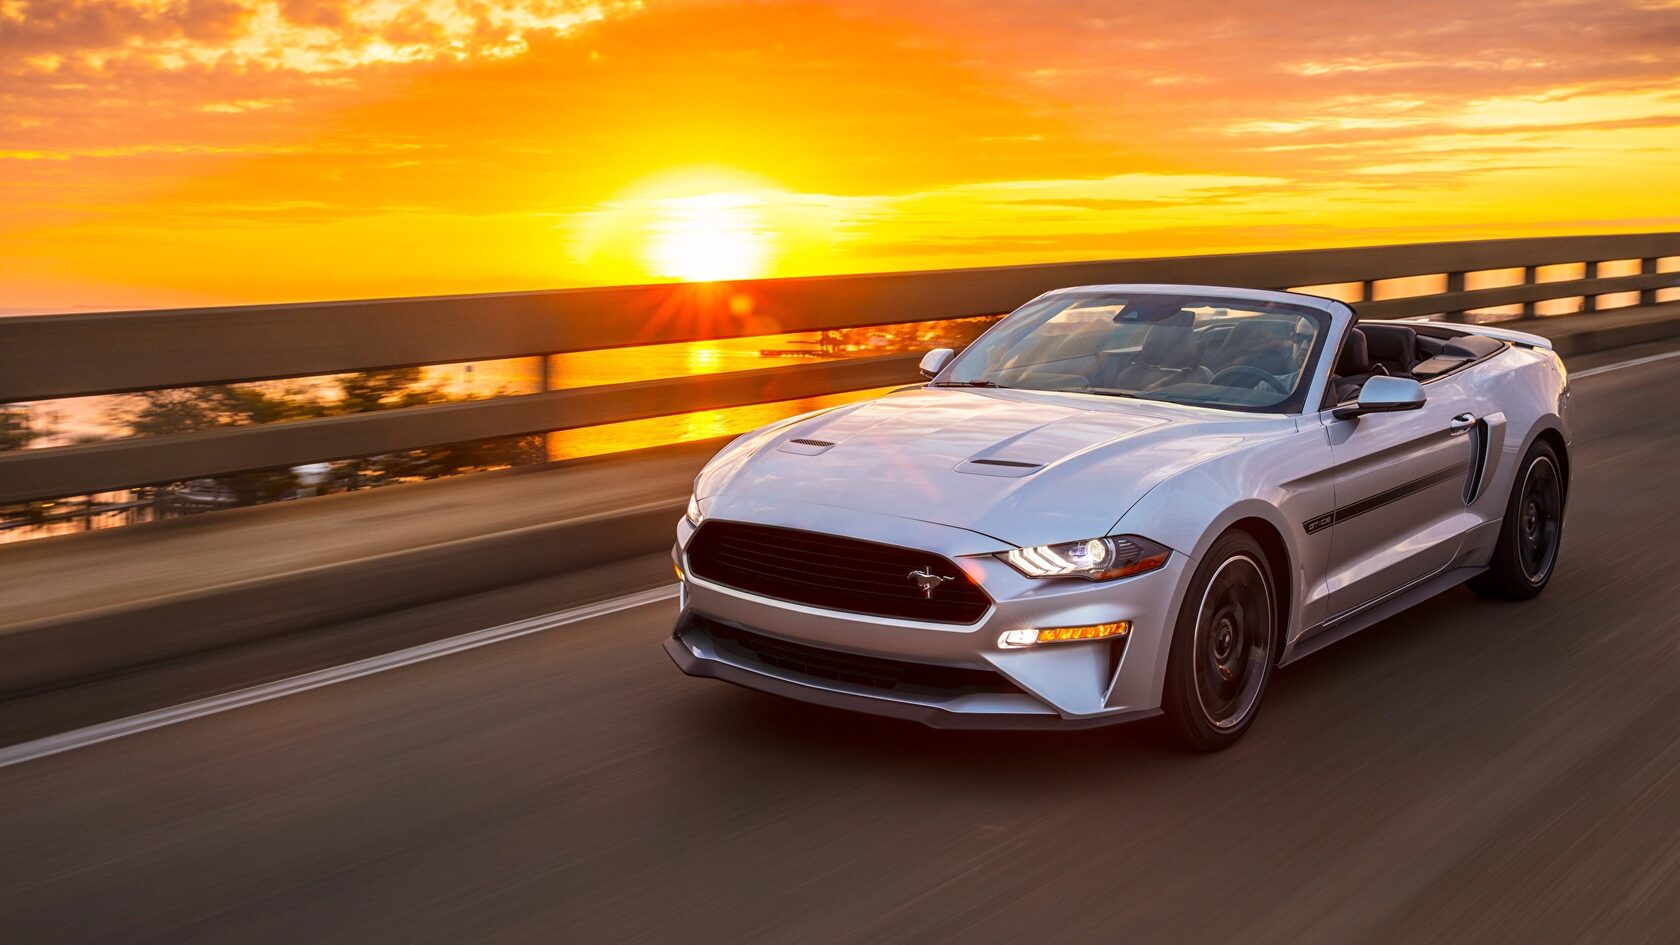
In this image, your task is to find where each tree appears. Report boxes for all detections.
[110,385,322,511]
[101,372,544,518]
[112,384,321,438]
[0,405,37,452]
[0,407,52,526]
[328,371,543,483]
[332,369,448,414]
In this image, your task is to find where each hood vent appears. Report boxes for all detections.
[955,457,1044,478]
[777,436,837,456]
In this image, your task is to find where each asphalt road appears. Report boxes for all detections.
[3,344,1679,945]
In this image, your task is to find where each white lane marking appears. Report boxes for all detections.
[1573,348,1680,379]
[0,584,679,771]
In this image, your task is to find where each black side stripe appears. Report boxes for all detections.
[1303,462,1470,534]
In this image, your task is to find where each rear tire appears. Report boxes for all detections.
[1469,440,1565,600]
[1161,531,1277,751]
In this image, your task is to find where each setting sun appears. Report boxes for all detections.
[646,192,771,282]
[572,167,853,285]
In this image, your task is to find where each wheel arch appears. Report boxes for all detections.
[1226,516,1293,664]
[1123,472,1307,656]
[1531,425,1570,499]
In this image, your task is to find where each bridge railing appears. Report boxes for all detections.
[2,231,1676,506]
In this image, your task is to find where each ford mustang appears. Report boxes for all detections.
[664,284,1571,749]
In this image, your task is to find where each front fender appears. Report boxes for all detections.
[1113,425,1334,643]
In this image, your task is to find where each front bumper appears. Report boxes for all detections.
[668,511,1193,730]
[666,613,1146,729]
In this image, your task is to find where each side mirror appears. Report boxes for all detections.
[918,348,955,379]
[1333,376,1426,419]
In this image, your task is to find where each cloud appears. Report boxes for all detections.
[1,0,632,68]
[277,0,347,29]
[4,0,248,57]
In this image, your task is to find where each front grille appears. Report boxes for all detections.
[690,615,1018,696]
[686,520,991,623]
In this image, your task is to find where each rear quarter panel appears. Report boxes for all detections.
[1453,344,1572,565]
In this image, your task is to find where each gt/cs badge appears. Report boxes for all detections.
[907,568,953,598]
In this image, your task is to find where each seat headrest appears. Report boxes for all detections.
[1361,324,1417,366]
[1216,317,1296,372]
[1138,314,1199,370]
[1336,328,1371,375]
[1222,317,1293,352]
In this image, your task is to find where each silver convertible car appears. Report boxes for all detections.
[665,285,1571,749]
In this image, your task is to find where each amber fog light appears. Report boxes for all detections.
[998,621,1130,648]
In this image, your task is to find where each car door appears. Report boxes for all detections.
[1321,371,1481,618]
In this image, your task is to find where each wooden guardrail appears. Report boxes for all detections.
[2,232,1676,505]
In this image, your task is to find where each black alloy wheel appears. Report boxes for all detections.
[1162,530,1277,751]
[1470,439,1566,601]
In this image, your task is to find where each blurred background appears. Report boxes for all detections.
[4,0,1678,540]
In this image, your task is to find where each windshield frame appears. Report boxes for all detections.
[934,288,1340,415]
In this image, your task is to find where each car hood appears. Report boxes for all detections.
[695,386,1294,549]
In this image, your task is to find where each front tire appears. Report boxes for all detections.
[1469,440,1565,600]
[1161,531,1277,751]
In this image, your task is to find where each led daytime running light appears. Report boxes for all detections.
[1002,535,1170,581]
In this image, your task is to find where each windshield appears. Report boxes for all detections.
[937,292,1329,412]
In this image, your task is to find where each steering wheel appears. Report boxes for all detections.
[1210,365,1289,394]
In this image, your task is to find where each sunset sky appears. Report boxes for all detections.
[3,0,1678,314]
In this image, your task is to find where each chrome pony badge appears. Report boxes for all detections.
[907,568,953,598]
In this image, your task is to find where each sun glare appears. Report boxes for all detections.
[574,167,854,284]
[646,192,771,282]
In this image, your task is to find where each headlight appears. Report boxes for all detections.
[685,494,703,526]
[1001,535,1170,581]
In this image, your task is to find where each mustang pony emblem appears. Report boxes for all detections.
[907,568,954,598]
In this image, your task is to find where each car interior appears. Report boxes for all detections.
[1102,311,1323,406]
[979,308,1322,408]
[949,295,1510,413]
[1327,322,1508,405]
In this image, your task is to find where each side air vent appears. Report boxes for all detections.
[791,438,835,447]
[969,458,1041,468]
[1463,412,1507,506]
[1463,420,1486,504]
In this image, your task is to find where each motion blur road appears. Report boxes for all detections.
[3,343,1679,945]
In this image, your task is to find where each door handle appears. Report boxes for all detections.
[1448,413,1477,434]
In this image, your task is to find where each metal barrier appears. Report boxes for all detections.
[2,232,1676,505]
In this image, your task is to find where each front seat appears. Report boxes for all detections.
[1212,318,1295,375]
[1112,319,1212,391]
[1332,328,1380,403]
[1361,324,1418,377]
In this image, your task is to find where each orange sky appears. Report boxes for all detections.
[3,0,1678,314]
